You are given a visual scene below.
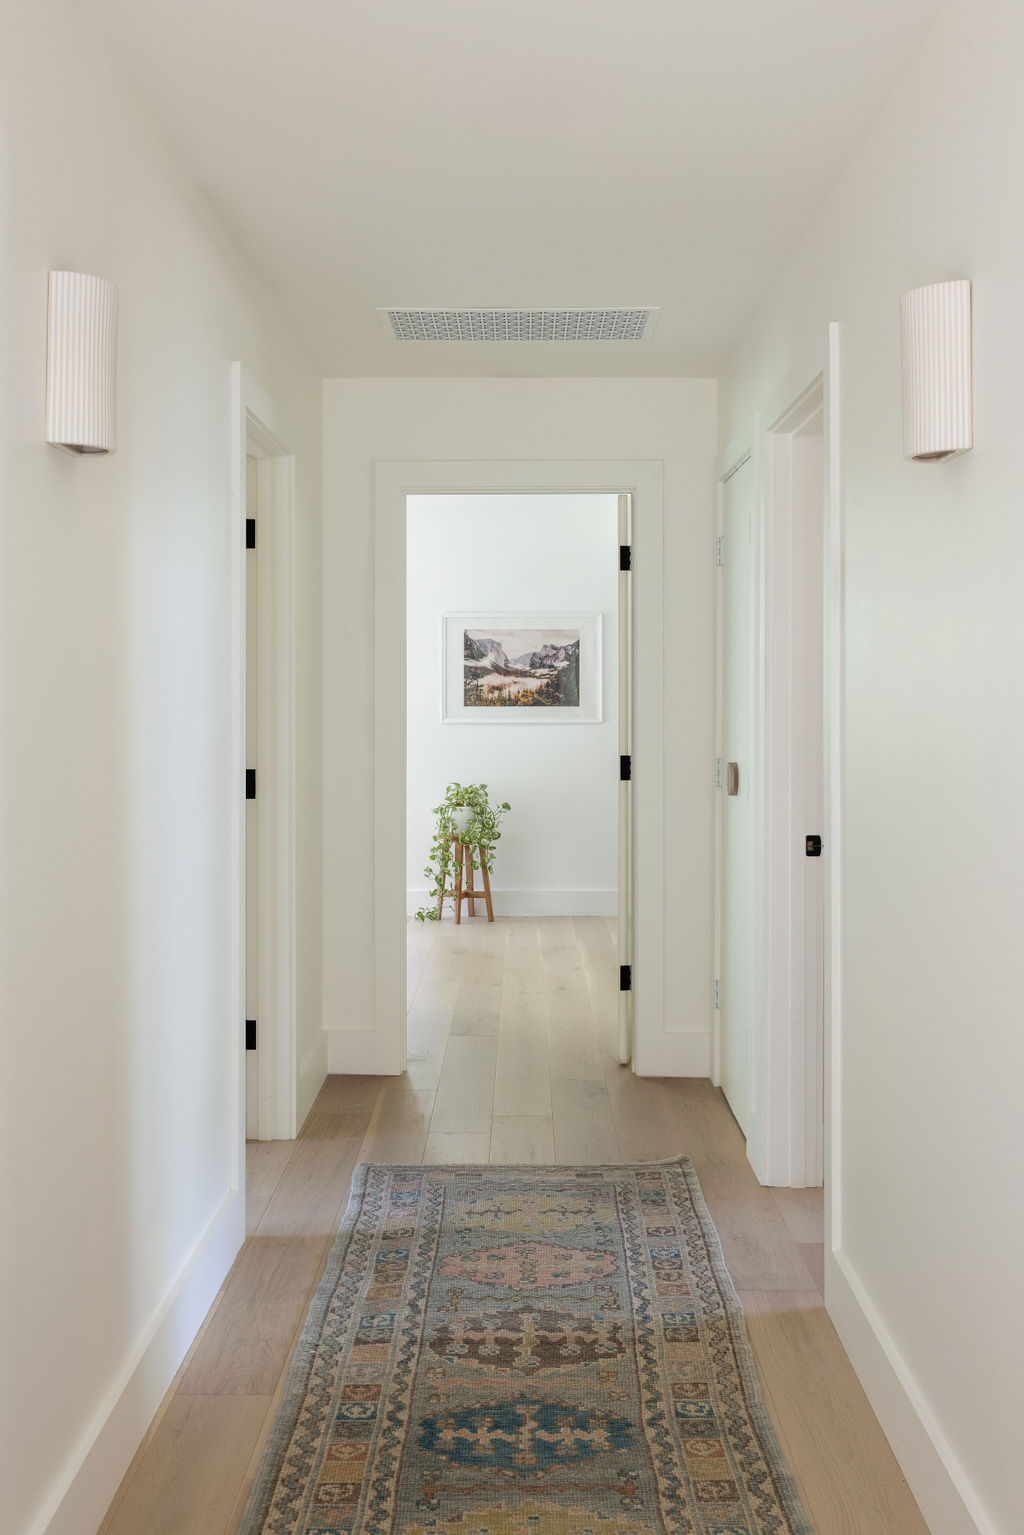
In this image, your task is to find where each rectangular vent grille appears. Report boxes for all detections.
[379,308,657,343]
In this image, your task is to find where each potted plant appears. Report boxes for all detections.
[416,782,510,921]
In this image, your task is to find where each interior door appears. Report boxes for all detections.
[797,426,826,1181]
[720,458,755,1136]
[618,493,633,1065]
[245,455,259,1140]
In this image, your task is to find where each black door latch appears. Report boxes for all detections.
[806,834,823,857]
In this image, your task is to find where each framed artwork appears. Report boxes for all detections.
[442,613,603,724]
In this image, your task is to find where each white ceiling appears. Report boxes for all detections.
[78,0,943,377]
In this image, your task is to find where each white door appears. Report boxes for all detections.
[617,493,633,1064]
[796,426,825,1181]
[720,458,756,1136]
[244,455,259,1141]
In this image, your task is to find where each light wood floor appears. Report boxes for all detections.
[99,917,930,1535]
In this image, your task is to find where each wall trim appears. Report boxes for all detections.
[296,1031,328,1129]
[325,1028,398,1075]
[30,1192,244,1535]
[643,1031,711,1077]
[827,1249,994,1535]
[405,889,618,917]
[325,1023,710,1079]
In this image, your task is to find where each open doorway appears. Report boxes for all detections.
[368,457,672,1083]
[404,494,627,1122]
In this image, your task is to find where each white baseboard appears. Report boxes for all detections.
[827,1248,994,1535]
[406,887,618,917]
[325,1028,403,1075]
[296,1032,328,1128]
[325,1026,710,1081]
[30,1191,244,1535]
[633,1030,711,1078]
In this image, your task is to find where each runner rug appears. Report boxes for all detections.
[239,1158,812,1535]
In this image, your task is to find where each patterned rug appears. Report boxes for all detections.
[239,1159,812,1535]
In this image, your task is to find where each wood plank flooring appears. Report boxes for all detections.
[98,917,931,1535]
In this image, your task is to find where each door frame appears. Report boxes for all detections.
[370,459,677,1076]
[713,323,842,1192]
[230,362,297,1164]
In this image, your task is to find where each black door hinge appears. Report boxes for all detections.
[246,518,256,550]
[806,834,823,857]
[246,768,256,800]
[245,1019,257,1050]
[620,963,632,992]
[620,754,632,782]
[619,544,632,572]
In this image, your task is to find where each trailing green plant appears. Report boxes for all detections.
[416,782,511,921]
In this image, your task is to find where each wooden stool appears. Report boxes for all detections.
[436,836,494,922]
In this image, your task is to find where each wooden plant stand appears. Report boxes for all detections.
[437,836,494,923]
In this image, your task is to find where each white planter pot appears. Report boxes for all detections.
[451,806,474,838]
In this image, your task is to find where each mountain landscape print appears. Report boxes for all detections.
[464,626,581,707]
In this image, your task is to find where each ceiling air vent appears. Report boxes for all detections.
[378,308,658,343]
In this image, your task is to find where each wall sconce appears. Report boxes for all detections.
[45,271,118,455]
[900,278,972,462]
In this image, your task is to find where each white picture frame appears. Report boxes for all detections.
[442,612,603,724]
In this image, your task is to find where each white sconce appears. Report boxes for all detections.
[900,278,972,462]
[45,271,118,455]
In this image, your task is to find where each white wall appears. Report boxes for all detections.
[0,5,323,1533]
[322,378,717,1067]
[722,1,1024,1530]
[406,494,618,916]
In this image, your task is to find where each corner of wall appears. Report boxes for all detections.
[825,1249,993,1535]
[296,1031,328,1129]
[30,1194,244,1535]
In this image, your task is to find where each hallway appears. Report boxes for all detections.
[97,917,928,1535]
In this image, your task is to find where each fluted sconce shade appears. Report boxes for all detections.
[900,279,972,462]
[45,271,118,454]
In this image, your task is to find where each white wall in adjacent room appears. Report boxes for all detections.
[406,494,618,916]
[722,1,1024,1530]
[0,5,322,1532]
